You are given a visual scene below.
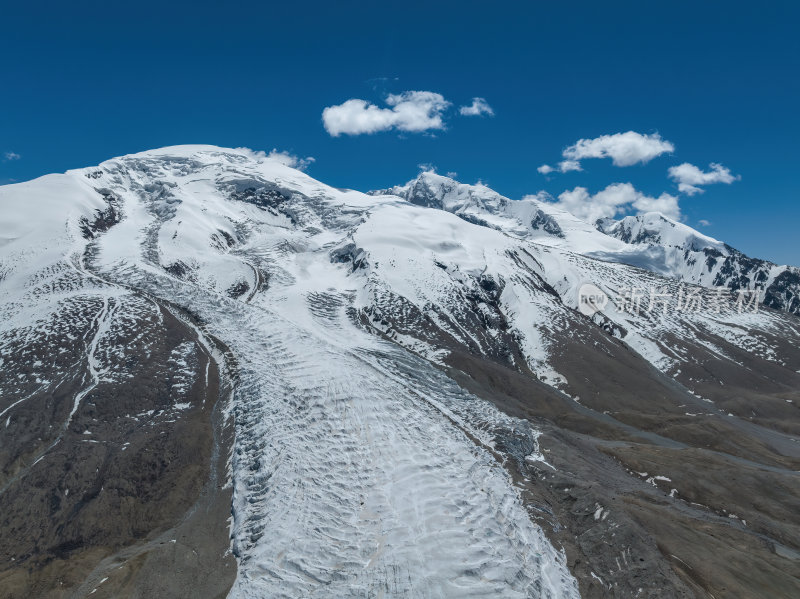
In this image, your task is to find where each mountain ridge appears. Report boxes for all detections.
[1,145,799,598]
[376,171,800,314]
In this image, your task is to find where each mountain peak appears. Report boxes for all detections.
[374,170,508,214]
[600,211,724,252]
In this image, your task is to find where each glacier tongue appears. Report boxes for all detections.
[80,147,580,597]
[225,309,577,598]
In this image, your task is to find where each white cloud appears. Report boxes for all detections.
[417,162,437,173]
[264,149,315,171]
[557,159,582,172]
[523,191,554,202]
[667,162,739,195]
[631,191,681,219]
[538,160,582,175]
[549,182,681,223]
[459,97,494,117]
[3,151,20,161]
[698,219,711,226]
[554,185,632,223]
[563,131,674,168]
[322,91,451,136]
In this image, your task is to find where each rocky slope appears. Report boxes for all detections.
[1,147,798,598]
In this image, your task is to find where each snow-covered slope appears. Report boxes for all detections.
[2,147,799,598]
[599,212,800,313]
[0,147,579,598]
[373,171,628,254]
[380,172,800,314]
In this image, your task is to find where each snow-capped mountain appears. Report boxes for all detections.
[598,212,800,313]
[373,171,626,252]
[381,171,800,314]
[1,147,798,599]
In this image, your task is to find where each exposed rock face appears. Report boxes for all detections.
[531,209,565,237]
[0,195,235,597]
[1,146,798,598]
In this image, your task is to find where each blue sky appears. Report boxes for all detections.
[1,0,798,264]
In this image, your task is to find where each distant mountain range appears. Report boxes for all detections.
[377,171,800,314]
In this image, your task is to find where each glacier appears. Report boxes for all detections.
[1,145,799,598]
